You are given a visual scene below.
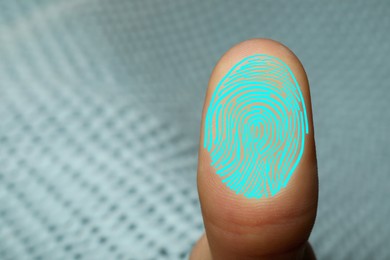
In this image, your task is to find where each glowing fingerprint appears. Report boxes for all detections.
[204,54,309,199]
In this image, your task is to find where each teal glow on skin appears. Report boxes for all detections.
[204,54,309,199]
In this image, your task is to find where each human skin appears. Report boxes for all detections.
[191,39,318,260]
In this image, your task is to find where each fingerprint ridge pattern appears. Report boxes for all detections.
[204,54,309,199]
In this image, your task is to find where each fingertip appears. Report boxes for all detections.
[197,38,318,259]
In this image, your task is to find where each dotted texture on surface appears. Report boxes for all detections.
[0,1,390,259]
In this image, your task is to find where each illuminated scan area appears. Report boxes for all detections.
[204,54,309,199]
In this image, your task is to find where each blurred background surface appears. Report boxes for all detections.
[0,0,389,259]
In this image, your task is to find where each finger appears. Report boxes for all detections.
[192,38,318,259]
